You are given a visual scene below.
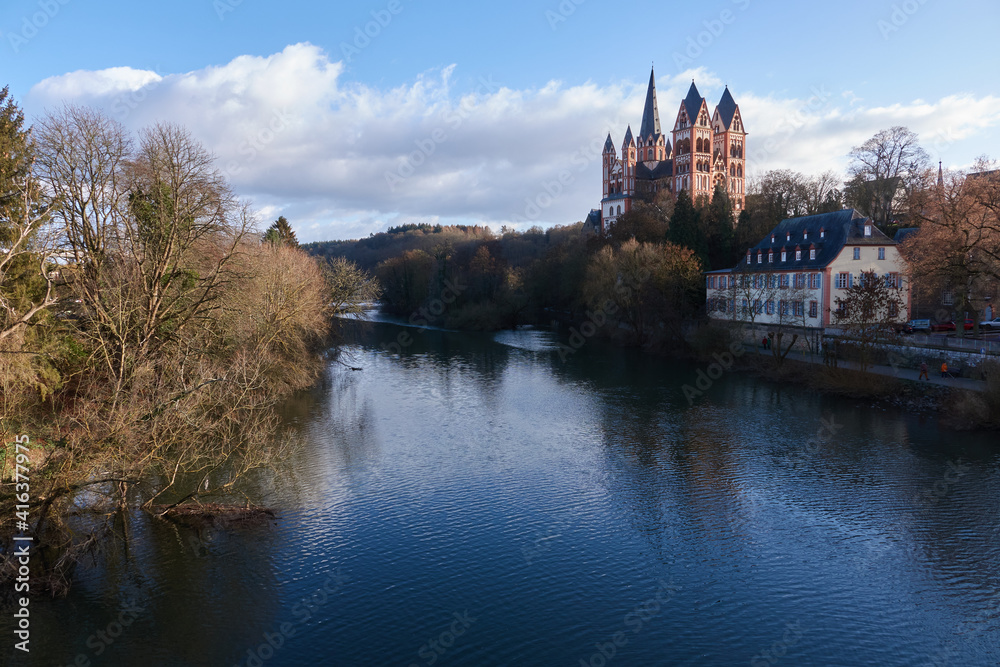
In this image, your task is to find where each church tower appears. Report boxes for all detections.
[712,86,747,211]
[598,68,747,232]
[672,81,715,203]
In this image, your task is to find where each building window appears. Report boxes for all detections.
[853,247,861,260]
[755,299,763,314]
[803,231,808,240]
[777,300,786,316]
[942,290,954,306]
[786,233,791,241]
[617,205,621,215]
[810,273,821,289]
[757,251,762,264]
[741,299,749,314]
[769,275,779,289]
[889,301,899,318]
[886,272,899,288]
[720,276,727,289]
[768,251,774,263]
[746,250,751,264]
[809,301,818,318]
[878,247,885,260]
[781,251,787,262]
[809,248,816,260]
[820,228,825,239]
[780,274,790,288]
[795,249,802,261]
[864,224,872,237]
[766,300,775,315]
[836,272,851,289]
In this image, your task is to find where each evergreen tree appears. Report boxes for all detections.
[263,215,299,247]
[703,185,735,269]
[668,189,706,262]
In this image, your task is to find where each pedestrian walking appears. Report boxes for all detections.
[918,362,929,381]
[940,361,949,379]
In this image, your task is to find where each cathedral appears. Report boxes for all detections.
[596,68,747,233]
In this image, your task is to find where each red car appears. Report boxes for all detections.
[931,319,976,332]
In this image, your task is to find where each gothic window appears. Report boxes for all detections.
[737,165,743,178]
[617,205,621,215]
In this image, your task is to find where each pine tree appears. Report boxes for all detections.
[668,189,706,262]
[263,215,299,247]
[703,185,735,269]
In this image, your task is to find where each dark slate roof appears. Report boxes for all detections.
[585,209,601,228]
[665,138,672,155]
[639,67,661,139]
[636,160,673,180]
[603,133,614,153]
[716,86,737,129]
[684,81,704,122]
[734,209,894,272]
[893,228,918,243]
[623,125,634,146]
[602,192,630,202]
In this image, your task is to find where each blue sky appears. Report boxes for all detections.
[2,0,999,241]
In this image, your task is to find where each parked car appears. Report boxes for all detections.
[892,322,914,335]
[981,317,1000,330]
[930,321,956,332]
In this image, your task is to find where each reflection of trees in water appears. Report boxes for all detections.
[19,508,282,666]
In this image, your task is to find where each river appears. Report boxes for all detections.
[7,318,1000,666]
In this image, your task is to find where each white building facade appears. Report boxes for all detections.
[706,209,909,330]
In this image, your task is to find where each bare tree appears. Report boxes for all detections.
[832,269,907,372]
[846,126,929,228]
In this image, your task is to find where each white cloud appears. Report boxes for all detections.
[26,44,1000,241]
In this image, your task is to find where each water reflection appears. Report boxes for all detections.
[3,319,999,666]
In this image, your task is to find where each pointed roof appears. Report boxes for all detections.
[639,67,661,139]
[716,86,738,129]
[938,161,944,187]
[604,133,615,153]
[684,81,704,122]
[623,125,634,147]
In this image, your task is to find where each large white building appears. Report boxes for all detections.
[705,209,909,330]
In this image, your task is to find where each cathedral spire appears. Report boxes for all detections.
[639,67,661,139]
[938,160,944,188]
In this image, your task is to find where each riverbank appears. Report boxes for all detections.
[684,333,999,430]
